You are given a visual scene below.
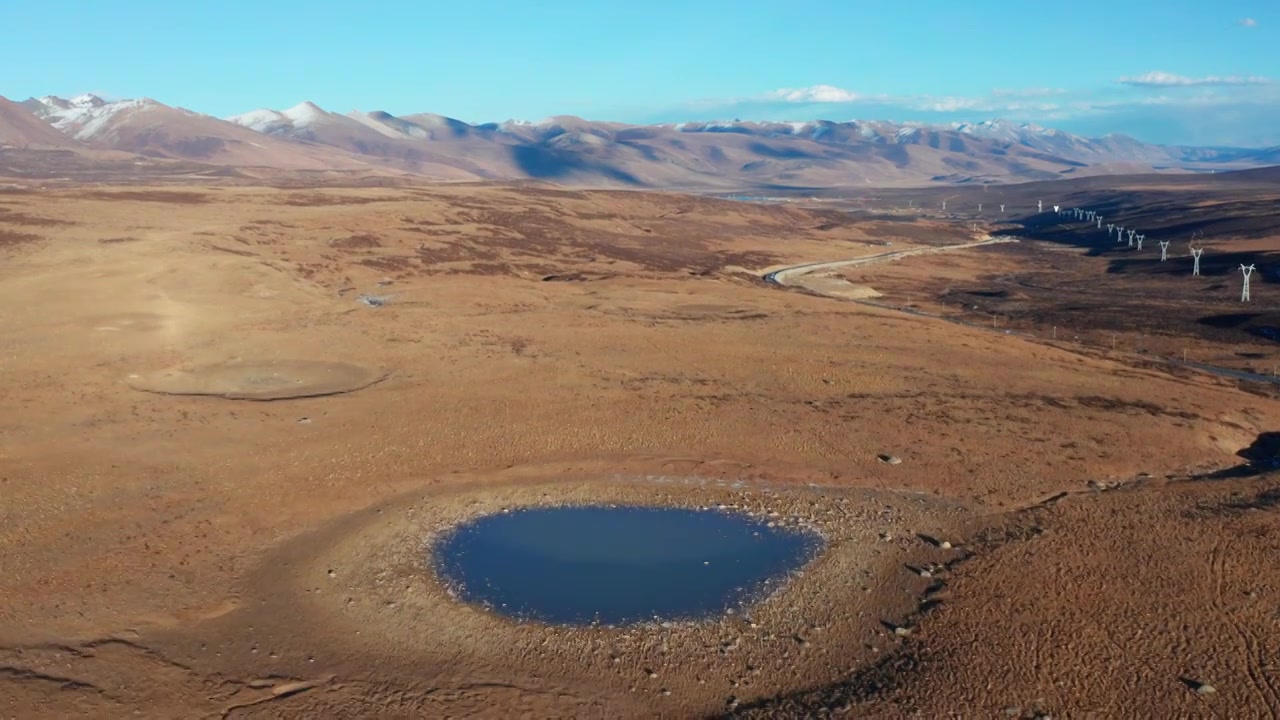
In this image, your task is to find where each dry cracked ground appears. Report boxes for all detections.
[1,182,1278,718]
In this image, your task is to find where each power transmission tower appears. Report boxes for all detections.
[1241,264,1256,302]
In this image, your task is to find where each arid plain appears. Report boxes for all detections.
[2,181,1280,718]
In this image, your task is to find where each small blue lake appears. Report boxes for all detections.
[432,505,822,625]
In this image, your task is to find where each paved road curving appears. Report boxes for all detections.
[761,236,1280,386]
[762,236,1020,287]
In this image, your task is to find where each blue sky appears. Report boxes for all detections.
[3,0,1278,146]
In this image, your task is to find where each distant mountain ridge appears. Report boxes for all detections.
[3,93,1277,188]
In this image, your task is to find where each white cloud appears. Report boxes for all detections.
[759,86,1064,114]
[648,78,1280,145]
[902,95,1064,113]
[1241,18,1258,27]
[911,96,983,112]
[764,84,862,103]
[1117,71,1272,87]
[990,87,1066,98]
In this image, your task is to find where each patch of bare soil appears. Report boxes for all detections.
[736,472,1280,717]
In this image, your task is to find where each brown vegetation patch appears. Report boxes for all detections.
[399,216,446,227]
[415,244,502,264]
[79,190,211,204]
[329,233,382,249]
[0,229,41,248]
[98,236,142,244]
[0,207,73,226]
[278,193,392,206]
[358,256,416,272]
[863,220,973,245]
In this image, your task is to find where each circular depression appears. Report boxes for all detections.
[226,468,973,715]
[128,359,386,400]
[432,505,822,625]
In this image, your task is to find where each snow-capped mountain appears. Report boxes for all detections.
[225,101,509,178]
[8,93,1277,187]
[951,119,1051,143]
[227,101,344,136]
[14,94,399,172]
[0,96,86,148]
[22,94,166,142]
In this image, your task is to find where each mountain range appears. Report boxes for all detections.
[2,93,1278,188]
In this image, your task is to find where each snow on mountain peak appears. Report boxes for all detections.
[346,110,419,139]
[282,101,329,127]
[226,108,290,133]
[69,94,105,108]
[36,96,71,112]
[947,118,1068,144]
[31,96,158,141]
[496,119,536,134]
[225,101,335,134]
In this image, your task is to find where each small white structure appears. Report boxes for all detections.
[1241,264,1256,302]
[1158,239,1170,261]
[942,200,947,210]
[1107,223,1115,235]
[1000,204,1005,213]
[1127,229,1136,246]
[1038,200,1043,213]
[1096,215,1104,229]
[1053,205,1060,213]
[1191,246,1204,276]
[978,203,982,212]
[1136,234,1145,250]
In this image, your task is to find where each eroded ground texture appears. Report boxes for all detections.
[2,182,1278,718]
